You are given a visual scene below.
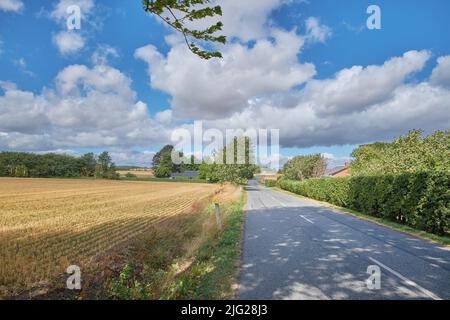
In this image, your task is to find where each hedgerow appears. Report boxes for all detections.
[277,171,450,235]
[264,180,277,187]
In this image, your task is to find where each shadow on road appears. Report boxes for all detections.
[238,204,450,300]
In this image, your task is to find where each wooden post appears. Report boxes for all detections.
[214,203,222,230]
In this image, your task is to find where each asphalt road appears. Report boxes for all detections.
[238,180,450,300]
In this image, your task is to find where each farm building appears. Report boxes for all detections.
[324,164,350,177]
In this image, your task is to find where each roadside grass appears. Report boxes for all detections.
[107,188,246,300]
[273,187,450,246]
[162,194,246,300]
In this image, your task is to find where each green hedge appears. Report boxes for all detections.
[278,171,450,235]
[264,180,277,187]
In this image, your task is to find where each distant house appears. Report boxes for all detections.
[324,164,350,177]
[171,171,199,179]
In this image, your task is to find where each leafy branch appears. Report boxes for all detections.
[143,0,226,59]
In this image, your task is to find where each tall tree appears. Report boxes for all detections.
[200,137,258,184]
[152,145,183,176]
[152,145,174,168]
[78,153,97,177]
[143,0,226,59]
[282,154,327,181]
[96,152,118,179]
[350,129,450,176]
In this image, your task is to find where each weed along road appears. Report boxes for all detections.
[238,180,450,300]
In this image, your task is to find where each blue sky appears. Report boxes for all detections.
[1,0,449,167]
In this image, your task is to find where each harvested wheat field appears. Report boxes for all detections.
[117,169,154,178]
[0,177,228,297]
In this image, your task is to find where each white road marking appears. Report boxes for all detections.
[368,257,442,300]
[300,215,314,224]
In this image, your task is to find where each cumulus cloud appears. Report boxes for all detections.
[1,51,449,153]
[91,44,119,65]
[203,69,450,148]
[0,63,170,151]
[135,29,315,119]
[322,153,351,168]
[109,150,155,167]
[175,0,285,42]
[0,0,23,13]
[52,31,85,55]
[302,50,431,116]
[430,55,450,88]
[135,21,448,150]
[50,0,94,21]
[1,0,449,156]
[50,0,95,55]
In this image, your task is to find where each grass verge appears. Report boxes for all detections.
[106,189,246,300]
[162,194,246,299]
[273,187,450,246]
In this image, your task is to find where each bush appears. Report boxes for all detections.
[154,166,171,178]
[278,177,350,207]
[264,180,277,187]
[278,171,450,235]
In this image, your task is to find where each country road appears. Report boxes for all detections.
[238,180,450,300]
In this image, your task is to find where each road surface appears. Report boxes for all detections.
[238,180,450,300]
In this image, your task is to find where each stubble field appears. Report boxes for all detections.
[0,178,224,297]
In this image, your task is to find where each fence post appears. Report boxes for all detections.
[214,203,222,230]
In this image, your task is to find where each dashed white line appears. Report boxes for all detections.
[368,257,442,300]
[300,215,314,224]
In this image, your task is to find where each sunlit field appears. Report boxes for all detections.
[116,169,155,178]
[0,178,225,297]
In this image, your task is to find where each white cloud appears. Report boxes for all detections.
[155,109,173,125]
[321,153,351,168]
[136,29,315,119]
[53,31,85,55]
[0,80,17,91]
[1,0,449,156]
[305,17,332,43]
[49,0,95,55]
[1,52,449,153]
[50,0,94,21]
[220,85,450,149]
[177,0,286,42]
[109,150,155,167]
[91,44,119,65]
[0,0,23,13]
[430,55,450,88]
[303,50,431,116]
[0,62,170,151]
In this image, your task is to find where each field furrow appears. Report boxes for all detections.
[0,178,221,295]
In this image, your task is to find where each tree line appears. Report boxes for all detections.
[279,129,449,182]
[276,130,450,236]
[0,151,118,179]
[151,145,202,178]
[350,129,449,176]
[152,137,258,184]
